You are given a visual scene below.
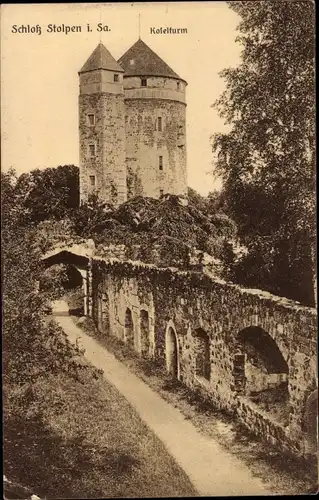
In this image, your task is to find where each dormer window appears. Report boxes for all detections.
[114,74,119,82]
[177,81,181,90]
[141,78,147,87]
[87,114,95,126]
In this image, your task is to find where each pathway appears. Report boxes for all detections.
[52,300,271,497]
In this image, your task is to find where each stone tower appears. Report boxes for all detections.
[78,43,127,205]
[118,39,188,200]
[78,40,187,205]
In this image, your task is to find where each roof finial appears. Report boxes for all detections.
[138,14,141,39]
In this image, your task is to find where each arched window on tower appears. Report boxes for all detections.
[141,78,147,87]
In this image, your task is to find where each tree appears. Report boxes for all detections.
[212,1,315,305]
[187,187,209,214]
[1,169,86,386]
[15,165,79,223]
[69,192,114,237]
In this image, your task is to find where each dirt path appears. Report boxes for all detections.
[52,300,270,496]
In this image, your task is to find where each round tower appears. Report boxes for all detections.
[78,43,127,206]
[118,39,187,199]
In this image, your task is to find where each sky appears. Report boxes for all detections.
[1,2,241,195]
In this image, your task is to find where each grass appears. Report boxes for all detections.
[79,321,318,496]
[4,355,197,498]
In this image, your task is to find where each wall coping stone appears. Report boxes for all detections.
[41,241,317,317]
[94,255,317,316]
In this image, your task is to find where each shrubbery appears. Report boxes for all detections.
[67,192,237,272]
[2,169,101,454]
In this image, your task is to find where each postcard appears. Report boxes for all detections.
[2,2,317,498]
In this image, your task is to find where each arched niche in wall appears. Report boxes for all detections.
[165,320,180,380]
[140,309,150,358]
[234,326,289,425]
[124,307,134,348]
[192,328,211,381]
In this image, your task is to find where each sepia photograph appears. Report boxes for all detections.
[1,1,317,498]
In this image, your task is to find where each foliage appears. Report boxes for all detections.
[14,164,79,223]
[2,169,99,387]
[188,187,228,218]
[70,191,237,270]
[39,264,68,298]
[212,1,315,305]
[2,169,197,497]
[69,192,114,237]
[36,218,74,253]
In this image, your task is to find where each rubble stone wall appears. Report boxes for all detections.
[88,258,317,458]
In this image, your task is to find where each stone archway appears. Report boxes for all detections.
[165,322,179,379]
[39,262,85,316]
[41,249,90,316]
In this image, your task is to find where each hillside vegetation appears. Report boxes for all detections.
[2,169,197,498]
[67,192,237,269]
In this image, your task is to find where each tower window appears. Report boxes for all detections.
[159,156,163,171]
[157,117,162,131]
[89,144,96,157]
[141,78,147,87]
[177,81,181,90]
[114,74,119,82]
[89,175,96,187]
[87,114,95,126]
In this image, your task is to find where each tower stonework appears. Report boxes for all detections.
[119,39,187,199]
[78,40,187,205]
[79,44,127,205]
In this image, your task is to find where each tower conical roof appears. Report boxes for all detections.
[79,43,124,73]
[118,39,184,81]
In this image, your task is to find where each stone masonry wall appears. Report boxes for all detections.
[79,89,127,206]
[125,98,187,199]
[90,259,317,458]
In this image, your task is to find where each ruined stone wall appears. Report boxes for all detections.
[79,70,127,206]
[95,271,156,356]
[124,77,187,199]
[91,259,317,457]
